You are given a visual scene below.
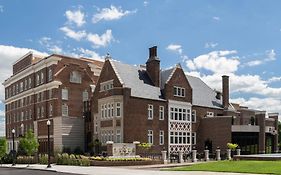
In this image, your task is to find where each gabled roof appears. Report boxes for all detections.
[110,60,164,101]
[160,67,176,89]
[186,75,223,109]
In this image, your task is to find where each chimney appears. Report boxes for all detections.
[222,75,229,109]
[146,46,160,87]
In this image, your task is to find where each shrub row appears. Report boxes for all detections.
[55,153,90,166]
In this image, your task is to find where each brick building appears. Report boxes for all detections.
[92,46,279,155]
[3,52,103,153]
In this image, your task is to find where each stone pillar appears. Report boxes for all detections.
[161,151,168,164]
[178,151,184,163]
[106,141,114,156]
[256,111,266,154]
[192,149,197,162]
[216,148,221,161]
[204,149,209,161]
[236,149,241,156]
[269,113,279,153]
[227,149,231,160]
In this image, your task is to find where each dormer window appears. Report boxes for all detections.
[100,80,114,92]
[173,86,185,97]
[70,71,82,84]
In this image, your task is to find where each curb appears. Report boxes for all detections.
[0,164,57,173]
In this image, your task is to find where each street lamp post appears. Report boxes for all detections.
[11,129,15,166]
[47,120,51,168]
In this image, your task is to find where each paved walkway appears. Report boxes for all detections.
[1,164,261,175]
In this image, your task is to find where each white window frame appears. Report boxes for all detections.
[62,89,68,100]
[48,68,52,81]
[70,71,82,84]
[116,129,121,143]
[192,132,196,145]
[49,104,53,116]
[159,130,164,145]
[173,86,185,97]
[148,130,153,145]
[82,90,89,102]
[36,74,40,86]
[192,110,196,123]
[159,106,164,120]
[28,77,32,88]
[116,102,121,117]
[62,104,69,116]
[148,104,153,120]
[100,80,114,92]
[41,72,44,84]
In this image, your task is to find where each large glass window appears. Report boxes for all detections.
[116,102,121,117]
[173,86,185,97]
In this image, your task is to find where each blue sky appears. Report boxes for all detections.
[1,0,281,136]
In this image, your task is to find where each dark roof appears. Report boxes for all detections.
[186,75,223,109]
[110,60,164,101]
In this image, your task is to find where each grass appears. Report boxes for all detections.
[168,160,281,174]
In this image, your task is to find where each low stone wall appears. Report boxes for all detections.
[90,160,162,166]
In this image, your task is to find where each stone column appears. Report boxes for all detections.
[192,149,197,162]
[236,149,241,156]
[256,111,266,154]
[178,151,184,163]
[106,141,114,156]
[204,149,209,161]
[269,113,279,153]
[161,151,168,164]
[216,148,221,161]
[227,149,231,160]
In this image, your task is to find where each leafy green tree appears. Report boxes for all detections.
[278,121,281,148]
[19,129,39,166]
[0,138,7,165]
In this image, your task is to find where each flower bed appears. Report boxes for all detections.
[89,156,162,166]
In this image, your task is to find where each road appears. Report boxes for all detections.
[0,167,79,175]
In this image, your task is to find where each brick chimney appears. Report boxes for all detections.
[146,46,160,87]
[222,75,229,109]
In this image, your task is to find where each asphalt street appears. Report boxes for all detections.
[0,167,79,175]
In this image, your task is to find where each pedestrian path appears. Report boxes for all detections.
[1,164,261,175]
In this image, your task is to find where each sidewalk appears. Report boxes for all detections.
[1,163,262,175]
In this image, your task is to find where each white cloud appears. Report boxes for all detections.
[244,49,276,67]
[144,1,149,6]
[244,60,262,67]
[87,29,114,48]
[265,49,276,61]
[205,42,218,49]
[0,45,47,101]
[39,37,62,53]
[212,16,220,21]
[71,48,104,61]
[231,97,281,115]
[65,9,86,27]
[92,5,136,23]
[60,26,87,41]
[166,44,182,55]
[185,50,239,74]
[267,76,281,83]
[0,5,3,13]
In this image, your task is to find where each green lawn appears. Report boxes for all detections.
[168,161,281,174]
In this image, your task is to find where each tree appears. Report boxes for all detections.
[278,121,281,149]
[19,129,39,166]
[0,138,7,165]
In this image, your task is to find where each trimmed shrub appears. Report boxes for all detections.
[39,154,48,164]
[16,156,36,164]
